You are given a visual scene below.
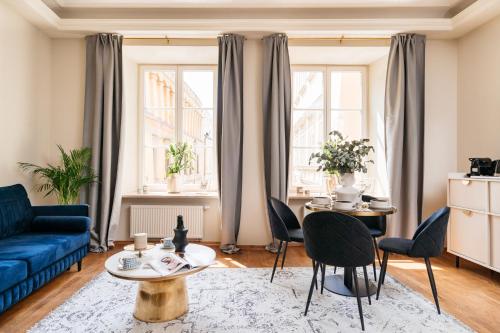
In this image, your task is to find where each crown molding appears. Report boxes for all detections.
[4,0,500,39]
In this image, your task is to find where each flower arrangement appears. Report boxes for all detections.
[309,131,374,175]
[165,142,194,176]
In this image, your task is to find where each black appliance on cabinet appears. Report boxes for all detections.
[467,158,496,177]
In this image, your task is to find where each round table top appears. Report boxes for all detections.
[105,243,216,282]
[305,201,397,217]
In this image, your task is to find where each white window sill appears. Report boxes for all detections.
[122,191,219,199]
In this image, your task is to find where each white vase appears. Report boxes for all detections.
[167,174,180,193]
[335,173,361,203]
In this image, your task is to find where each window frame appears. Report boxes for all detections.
[290,65,368,192]
[138,64,218,192]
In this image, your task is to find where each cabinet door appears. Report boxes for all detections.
[449,208,489,264]
[490,182,500,215]
[449,179,487,211]
[492,216,500,270]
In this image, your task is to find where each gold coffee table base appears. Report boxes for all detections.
[133,277,188,322]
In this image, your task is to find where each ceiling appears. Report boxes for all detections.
[46,0,469,9]
[6,0,500,39]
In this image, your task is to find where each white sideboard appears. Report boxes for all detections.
[447,173,500,272]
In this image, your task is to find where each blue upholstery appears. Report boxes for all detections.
[0,185,33,239]
[0,184,90,314]
[0,260,27,293]
[379,237,414,255]
[31,216,91,233]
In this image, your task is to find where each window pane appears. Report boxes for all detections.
[183,146,215,188]
[144,70,176,108]
[182,109,213,146]
[331,71,362,109]
[143,146,167,185]
[292,110,324,147]
[293,71,324,109]
[182,71,214,108]
[331,111,362,139]
[291,147,323,187]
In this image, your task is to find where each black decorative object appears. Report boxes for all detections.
[173,215,189,253]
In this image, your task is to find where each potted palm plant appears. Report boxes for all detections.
[18,145,97,204]
[165,142,194,193]
[309,131,374,201]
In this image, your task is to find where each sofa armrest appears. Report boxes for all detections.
[31,216,91,233]
[32,205,89,217]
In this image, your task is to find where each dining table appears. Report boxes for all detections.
[304,201,397,298]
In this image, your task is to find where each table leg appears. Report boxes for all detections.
[324,267,377,298]
[134,277,188,322]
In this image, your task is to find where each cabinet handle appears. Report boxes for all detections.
[461,180,470,186]
[462,210,472,216]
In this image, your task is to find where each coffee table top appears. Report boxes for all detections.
[105,243,216,282]
[305,201,397,217]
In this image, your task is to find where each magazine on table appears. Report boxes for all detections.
[146,252,203,276]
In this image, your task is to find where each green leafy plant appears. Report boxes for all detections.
[18,146,97,204]
[165,142,194,176]
[309,131,374,175]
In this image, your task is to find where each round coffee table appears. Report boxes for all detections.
[105,243,215,322]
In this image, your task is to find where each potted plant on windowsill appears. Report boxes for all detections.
[18,145,98,204]
[309,131,374,202]
[165,142,194,193]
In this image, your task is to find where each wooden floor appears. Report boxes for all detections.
[0,243,499,333]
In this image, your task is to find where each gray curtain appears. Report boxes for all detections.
[217,34,244,253]
[385,33,426,238]
[262,33,292,202]
[82,33,125,252]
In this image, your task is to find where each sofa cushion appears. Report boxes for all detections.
[0,184,33,239]
[0,260,27,293]
[0,232,89,274]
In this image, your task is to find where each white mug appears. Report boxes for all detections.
[334,200,356,210]
[119,255,141,270]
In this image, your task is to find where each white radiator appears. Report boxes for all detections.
[130,205,204,239]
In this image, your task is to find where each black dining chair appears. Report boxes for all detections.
[267,197,307,283]
[302,211,374,331]
[358,195,387,281]
[376,207,450,314]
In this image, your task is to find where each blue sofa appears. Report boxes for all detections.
[0,184,90,314]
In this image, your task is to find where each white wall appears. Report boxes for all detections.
[423,40,458,218]
[457,16,500,171]
[0,2,53,204]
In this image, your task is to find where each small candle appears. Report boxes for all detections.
[134,233,147,250]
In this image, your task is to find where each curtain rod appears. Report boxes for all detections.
[123,36,391,46]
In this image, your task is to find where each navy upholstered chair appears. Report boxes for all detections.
[359,195,387,280]
[376,207,450,314]
[266,197,305,283]
[302,211,374,331]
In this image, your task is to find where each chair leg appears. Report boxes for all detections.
[320,263,326,294]
[425,257,441,314]
[373,237,382,266]
[455,256,460,268]
[305,262,320,316]
[362,266,371,305]
[270,241,283,283]
[312,260,318,289]
[353,267,365,331]
[334,266,337,274]
[376,251,389,300]
[77,260,82,272]
[280,241,288,269]
[372,260,377,281]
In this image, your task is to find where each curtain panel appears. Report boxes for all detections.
[262,33,292,203]
[82,33,125,252]
[217,34,245,253]
[385,33,426,238]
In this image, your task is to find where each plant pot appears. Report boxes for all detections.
[336,173,361,203]
[167,174,180,193]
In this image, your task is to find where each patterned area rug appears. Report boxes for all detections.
[28,267,472,333]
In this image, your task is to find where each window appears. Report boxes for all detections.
[140,65,217,191]
[291,66,367,190]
